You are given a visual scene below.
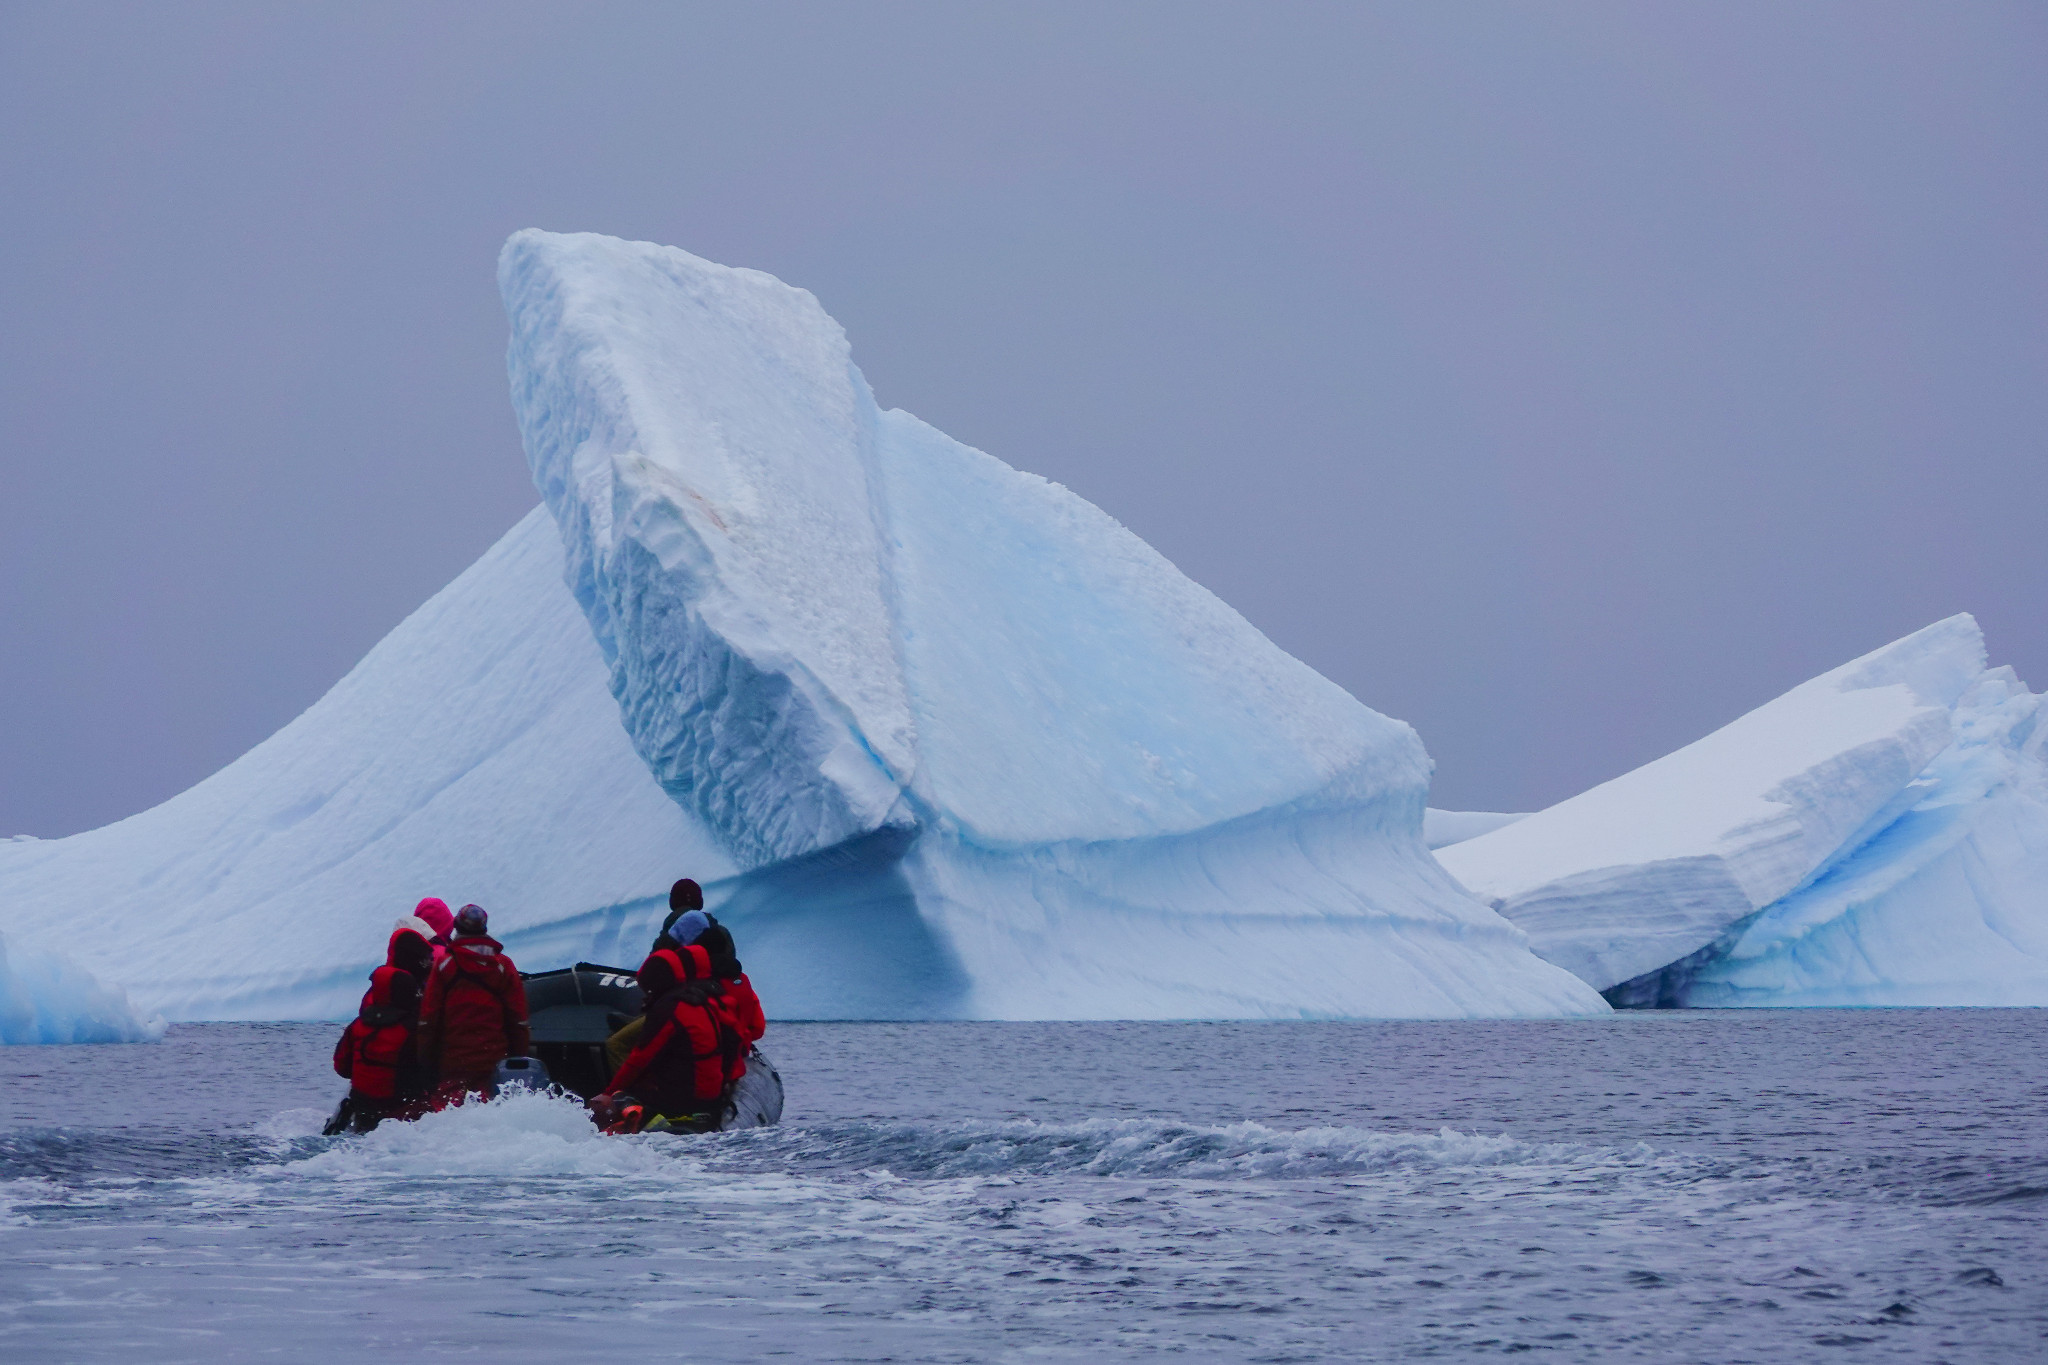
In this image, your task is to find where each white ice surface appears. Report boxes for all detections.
[0,930,161,1044]
[1436,617,1985,992]
[0,507,733,1022]
[502,230,1604,1019]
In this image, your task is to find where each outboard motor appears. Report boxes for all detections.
[492,1055,552,1096]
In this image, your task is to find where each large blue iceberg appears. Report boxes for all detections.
[499,230,1602,1019]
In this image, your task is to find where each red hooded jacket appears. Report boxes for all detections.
[333,928,431,1101]
[604,946,740,1115]
[721,972,766,1044]
[418,934,529,1088]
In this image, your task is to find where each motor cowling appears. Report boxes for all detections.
[492,1055,552,1095]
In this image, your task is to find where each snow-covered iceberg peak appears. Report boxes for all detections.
[501,230,1422,861]
[502,230,1605,1019]
[503,234,915,867]
[1437,615,1986,992]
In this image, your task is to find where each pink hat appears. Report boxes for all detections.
[413,897,455,939]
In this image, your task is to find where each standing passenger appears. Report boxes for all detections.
[331,924,434,1132]
[694,920,766,1046]
[417,904,530,1094]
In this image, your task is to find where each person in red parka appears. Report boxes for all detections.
[694,920,766,1048]
[332,924,434,1132]
[417,904,530,1094]
[594,945,739,1132]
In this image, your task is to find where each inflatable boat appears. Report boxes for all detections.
[323,962,783,1135]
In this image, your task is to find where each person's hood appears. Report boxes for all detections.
[364,963,419,1011]
[413,897,455,940]
[447,934,507,970]
[387,923,433,969]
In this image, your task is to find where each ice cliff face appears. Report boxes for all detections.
[499,230,1605,1019]
[1439,615,2048,1006]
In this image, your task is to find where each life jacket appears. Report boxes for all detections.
[606,946,741,1113]
[419,934,530,1085]
[333,964,421,1101]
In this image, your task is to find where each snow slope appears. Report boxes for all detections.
[0,508,733,1022]
[1436,617,1983,992]
[501,229,1604,1019]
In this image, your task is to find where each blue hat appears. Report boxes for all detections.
[671,909,711,945]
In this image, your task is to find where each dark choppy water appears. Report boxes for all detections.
[1,1013,2044,1361]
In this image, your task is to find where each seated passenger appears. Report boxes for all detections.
[417,904,530,1095]
[651,878,707,952]
[605,887,710,1070]
[331,924,434,1132]
[694,920,766,1045]
[594,945,739,1132]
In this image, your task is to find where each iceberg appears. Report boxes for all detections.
[1659,663,2048,1006]
[499,229,1605,1019]
[0,929,161,1044]
[1438,615,2048,1006]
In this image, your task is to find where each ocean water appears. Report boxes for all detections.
[0,1013,2043,1361]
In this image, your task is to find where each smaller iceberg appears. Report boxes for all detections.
[1436,616,1980,991]
[1672,664,2048,1006]
[0,930,162,1044]
[1438,615,2048,1006]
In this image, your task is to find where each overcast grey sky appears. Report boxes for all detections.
[3,2,2043,838]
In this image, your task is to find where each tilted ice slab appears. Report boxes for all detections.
[1436,617,1986,993]
[501,229,1603,1019]
[0,508,734,1022]
[1662,664,2048,1007]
